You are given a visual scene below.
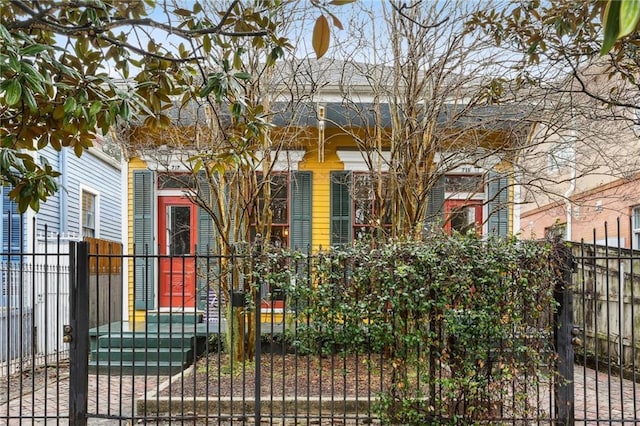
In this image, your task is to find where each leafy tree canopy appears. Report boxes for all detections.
[470,0,639,109]
[1,0,349,213]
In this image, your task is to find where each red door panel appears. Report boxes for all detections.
[158,197,198,308]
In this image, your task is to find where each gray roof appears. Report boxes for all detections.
[270,102,530,131]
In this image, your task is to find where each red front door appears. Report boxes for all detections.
[158,197,198,308]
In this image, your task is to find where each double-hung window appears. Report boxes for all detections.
[331,171,391,245]
[632,206,640,249]
[255,173,290,247]
[252,171,312,250]
[81,189,97,238]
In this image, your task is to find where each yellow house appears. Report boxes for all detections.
[121,98,524,325]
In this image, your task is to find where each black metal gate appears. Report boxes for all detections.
[3,235,639,424]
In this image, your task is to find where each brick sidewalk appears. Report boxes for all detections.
[1,365,638,424]
[1,374,164,425]
[574,365,639,423]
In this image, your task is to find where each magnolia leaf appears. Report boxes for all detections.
[601,0,622,54]
[329,12,344,30]
[22,87,38,112]
[619,0,640,37]
[18,195,29,214]
[0,24,11,41]
[89,100,102,116]
[312,15,330,59]
[63,97,77,114]
[174,8,192,17]
[4,79,22,106]
[203,34,212,54]
[329,0,357,5]
[21,44,48,56]
[234,72,251,80]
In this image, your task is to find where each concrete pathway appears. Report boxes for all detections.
[1,365,638,425]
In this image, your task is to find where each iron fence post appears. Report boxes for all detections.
[253,236,263,424]
[69,241,90,426]
[554,243,575,425]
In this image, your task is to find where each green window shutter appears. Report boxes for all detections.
[133,170,155,309]
[330,171,352,245]
[196,173,218,310]
[487,172,509,236]
[290,171,312,251]
[197,173,217,254]
[425,176,445,229]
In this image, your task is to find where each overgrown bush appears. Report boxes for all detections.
[253,232,562,425]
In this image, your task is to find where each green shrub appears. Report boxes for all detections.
[254,233,561,425]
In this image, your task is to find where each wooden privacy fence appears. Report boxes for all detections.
[573,242,640,373]
[85,237,122,329]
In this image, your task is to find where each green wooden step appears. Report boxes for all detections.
[146,312,204,324]
[88,359,188,376]
[91,346,193,363]
[97,332,195,349]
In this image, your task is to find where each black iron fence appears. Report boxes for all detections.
[1,227,639,425]
[1,228,71,423]
[571,220,640,424]
[73,237,567,425]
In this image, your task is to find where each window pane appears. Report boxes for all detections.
[545,223,567,240]
[254,173,290,242]
[633,207,640,229]
[354,199,372,225]
[353,175,373,200]
[272,198,288,224]
[82,191,96,238]
[169,206,191,255]
[444,175,484,193]
[158,173,195,189]
[354,226,372,241]
[271,174,288,199]
[270,226,288,248]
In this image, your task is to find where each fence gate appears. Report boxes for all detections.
[6,237,636,424]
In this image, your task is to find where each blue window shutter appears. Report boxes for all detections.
[133,170,155,309]
[330,171,351,245]
[487,172,509,236]
[425,176,445,229]
[290,171,312,251]
[1,187,22,257]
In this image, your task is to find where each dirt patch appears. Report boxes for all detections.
[160,353,392,399]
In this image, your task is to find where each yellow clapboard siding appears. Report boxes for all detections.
[299,132,359,252]
[300,158,344,251]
